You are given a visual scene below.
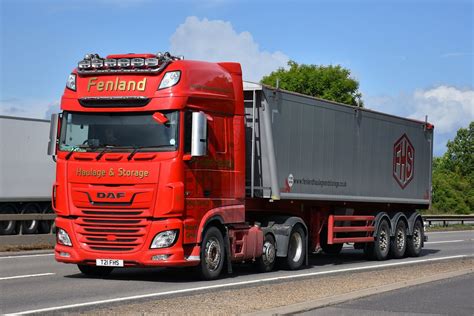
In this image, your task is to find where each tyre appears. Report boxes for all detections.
[284,225,306,270]
[256,234,276,273]
[0,203,18,235]
[390,220,407,259]
[39,204,55,234]
[406,219,423,257]
[366,219,390,261]
[77,264,114,277]
[20,203,41,234]
[320,227,343,255]
[198,226,225,280]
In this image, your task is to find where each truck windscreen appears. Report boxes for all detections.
[59,111,178,152]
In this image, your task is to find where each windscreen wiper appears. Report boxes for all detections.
[95,145,117,161]
[127,145,173,161]
[65,144,93,160]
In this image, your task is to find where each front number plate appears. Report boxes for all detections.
[96,259,124,267]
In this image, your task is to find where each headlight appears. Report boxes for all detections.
[57,228,72,246]
[66,73,76,91]
[150,230,178,249]
[158,71,181,89]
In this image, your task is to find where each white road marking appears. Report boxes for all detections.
[427,230,474,234]
[425,239,466,244]
[8,254,471,315]
[0,273,55,281]
[0,253,54,259]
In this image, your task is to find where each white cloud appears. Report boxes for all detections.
[410,86,474,134]
[170,16,289,82]
[366,86,474,156]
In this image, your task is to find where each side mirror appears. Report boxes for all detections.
[47,113,59,156]
[191,111,207,157]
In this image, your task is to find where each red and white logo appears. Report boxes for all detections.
[393,134,414,189]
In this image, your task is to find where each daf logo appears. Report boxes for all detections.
[96,192,125,199]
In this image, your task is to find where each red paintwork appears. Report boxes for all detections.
[54,57,245,267]
[327,215,375,245]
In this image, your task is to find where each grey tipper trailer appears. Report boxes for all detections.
[243,82,433,209]
[242,82,432,263]
[0,116,55,235]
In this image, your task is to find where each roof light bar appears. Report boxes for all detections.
[76,52,183,74]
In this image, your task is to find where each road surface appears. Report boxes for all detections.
[0,230,472,315]
[305,272,474,316]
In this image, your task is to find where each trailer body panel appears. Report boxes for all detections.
[244,86,433,207]
[0,116,55,202]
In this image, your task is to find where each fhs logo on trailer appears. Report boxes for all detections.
[393,134,415,189]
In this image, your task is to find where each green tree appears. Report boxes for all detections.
[443,121,473,182]
[430,122,474,214]
[261,61,363,107]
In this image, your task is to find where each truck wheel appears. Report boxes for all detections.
[390,220,407,259]
[367,219,390,261]
[39,204,55,234]
[0,203,18,235]
[256,234,276,273]
[198,226,225,280]
[77,264,114,277]
[406,220,423,257]
[320,227,343,255]
[284,225,306,270]
[20,203,40,234]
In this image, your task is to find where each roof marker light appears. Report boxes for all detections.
[78,60,91,69]
[104,59,117,67]
[118,58,131,67]
[145,58,159,67]
[91,59,104,68]
[131,58,145,67]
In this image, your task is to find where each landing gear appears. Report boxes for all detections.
[320,227,343,255]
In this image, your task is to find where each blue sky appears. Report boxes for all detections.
[1,0,472,155]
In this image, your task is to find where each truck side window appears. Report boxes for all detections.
[184,111,192,153]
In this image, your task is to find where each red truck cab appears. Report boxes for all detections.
[49,52,254,279]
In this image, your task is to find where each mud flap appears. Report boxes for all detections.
[224,229,233,274]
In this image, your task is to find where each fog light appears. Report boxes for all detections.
[59,251,70,257]
[57,228,72,247]
[152,254,170,261]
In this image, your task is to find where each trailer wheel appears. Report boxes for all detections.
[256,234,276,273]
[0,203,18,235]
[20,203,41,234]
[77,264,114,277]
[366,219,390,261]
[198,226,225,280]
[39,204,55,234]
[406,219,423,257]
[284,225,306,270]
[320,227,343,255]
[390,220,407,259]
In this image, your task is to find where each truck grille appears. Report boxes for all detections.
[74,217,150,252]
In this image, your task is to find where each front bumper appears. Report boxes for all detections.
[54,217,200,267]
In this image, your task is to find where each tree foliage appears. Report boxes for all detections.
[431,122,474,214]
[261,61,363,107]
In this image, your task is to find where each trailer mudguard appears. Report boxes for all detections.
[389,212,409,237]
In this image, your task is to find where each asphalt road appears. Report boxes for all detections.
[0,230,472,315]
[306,273,474,316]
